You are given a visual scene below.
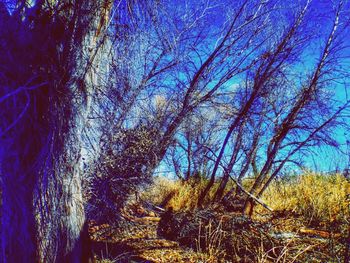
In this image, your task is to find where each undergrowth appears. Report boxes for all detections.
[93,171,350,263]
[259,172,350,224]
[142,177,228,211]
[144,172,350,224]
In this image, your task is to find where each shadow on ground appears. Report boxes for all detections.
[91,238,179,262]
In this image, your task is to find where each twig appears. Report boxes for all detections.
[0,81,47,104]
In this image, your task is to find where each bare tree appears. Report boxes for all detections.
[92,0,273,208]
[241,0,350,215]
[166,108,222,181]
[186,0,350,214]
[197,0,312,205]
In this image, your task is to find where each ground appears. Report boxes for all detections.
[90,218,207,262]
[89,202,347,263]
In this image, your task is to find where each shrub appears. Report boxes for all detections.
[85,125,158,223]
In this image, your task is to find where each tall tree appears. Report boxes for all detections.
[244,0,350,214]
[191,0,350,210]
[0,0,113,261]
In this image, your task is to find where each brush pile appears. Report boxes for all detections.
[157,208,280,262]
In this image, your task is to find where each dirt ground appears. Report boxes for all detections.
[89,205,347,263]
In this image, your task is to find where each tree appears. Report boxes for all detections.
[193,0,350,211]
[0,0,113,261]
[166,108,222,182]
[242,0,350,215]
[91,0,272,210]
[196,0,309,205]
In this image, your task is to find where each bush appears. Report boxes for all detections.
[85,125,158,223]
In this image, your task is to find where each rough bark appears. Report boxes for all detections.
[0,1,112,262]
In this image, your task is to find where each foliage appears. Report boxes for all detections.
[86,125,158,223]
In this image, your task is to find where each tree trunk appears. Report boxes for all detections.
[0,1,112,261]
[213,124,244,202]
[0,75,91,263]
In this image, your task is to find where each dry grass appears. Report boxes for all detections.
[94,172,349,262]
[256,239,323,263]
[142,177,226,211]
[259,172,350,224]
[145,172,350,225]
[196,218,227,262]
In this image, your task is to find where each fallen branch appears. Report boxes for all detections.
[207,154,273,212]
[299,227,341,238]
[142,200,166,212]
[228,174,273,212]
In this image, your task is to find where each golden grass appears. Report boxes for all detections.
[259,171,350,223]
[110,172,350,262]
[144,172,350,224]
[142,177,226,211]
[196,218,227,262]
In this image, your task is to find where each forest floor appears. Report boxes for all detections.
[90,173,349,262]
[90,220,205,262]
[90,202,346,263]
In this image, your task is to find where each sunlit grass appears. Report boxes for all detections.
[260,172,350,223]
[142,177,224,211]
[144,172,350,224]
